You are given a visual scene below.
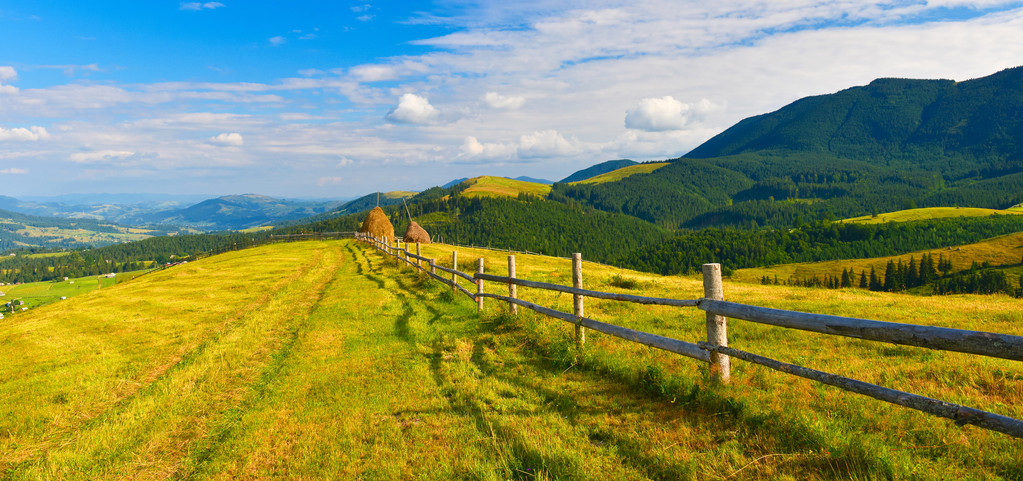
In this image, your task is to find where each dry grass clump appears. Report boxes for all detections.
[403,221,431,244]
[359,206,394,242]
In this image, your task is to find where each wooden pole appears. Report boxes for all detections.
[416,243,422,268]
[430,259,436,276]
[508,255,517,315]
[452,251,458,294]
[573,253,585,347]
[703,263,730,383]
[476,258,484,313]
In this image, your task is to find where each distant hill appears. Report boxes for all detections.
[570,162,669,185]
[145,194,339,231]
[560,159,637,183]
[442,178,470,189]
[456,176,552,198]
[512,176,554,184]
[0,208,169,252]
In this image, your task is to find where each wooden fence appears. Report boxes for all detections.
[354,232,1023,439]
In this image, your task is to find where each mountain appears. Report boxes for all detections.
[0,208,177,252]
[560,159,637,183]
[513,176,554,184]
[686,66,1023,178]
[442,178,470,189]
[145,194,340,231]
[552,67,1023,229]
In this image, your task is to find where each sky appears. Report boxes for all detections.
[2,0,1023,200]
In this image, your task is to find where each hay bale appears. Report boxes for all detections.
[360,206,394,242]
[403,221,431,244]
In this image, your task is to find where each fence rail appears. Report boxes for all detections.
[354,232,1023,439]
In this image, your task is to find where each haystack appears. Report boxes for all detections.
[403,221,431,244]
[360,206,394,242]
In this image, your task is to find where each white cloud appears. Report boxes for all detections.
[269,36,286,46]
[385,93,439,125]
[0,126,50,141]
[0,168,28,174]
[518,130,581,158]
[0,66,16,81]
[180,2,224,11]
[317,176,344,186]
[625,96,716,132]
[0,85,19,95]
[337,156,354,167]
[209,132,244,146]
[461,136,516,160]
[482,92,525,109]
[69,150,136,164]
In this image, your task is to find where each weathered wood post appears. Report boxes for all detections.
[703,263,730,383]
[476,258,485,313]
[573,253,585,347]
[507,255,517,315]
[452,251,458,294]
[416,243,422,268]
[430,258,436,276]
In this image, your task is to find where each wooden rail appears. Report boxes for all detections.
[353,232,1023,439]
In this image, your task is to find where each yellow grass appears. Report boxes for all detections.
[458,176,552,198]
[238,226,274,233]
[570,162,669,185]
[732,231,1023,284]
[1,239,1020,479]
[842,207,1023,224]
[384,190,417,199]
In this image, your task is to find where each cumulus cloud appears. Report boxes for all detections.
[180,2,224,11]
[461,136,516,160]
[625,96,716,132]
[69,150,136,164]
[0,168,28,174]
[483,92,525,109]
[209,132,244,146]
[269,36,286,46]
[318,176,344,186]
[0,66,16,81]
[518,130,581,158]
[0,126,50,141]
[386,93,439,125]
[337,156,354,167]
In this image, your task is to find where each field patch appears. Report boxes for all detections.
[1,240,1020,479]
[570,162,669,185]
[458,176,552,198]
[843,206,1023,224]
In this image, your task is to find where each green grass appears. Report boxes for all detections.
[570,162,669,185]
[459,176,553,198]
[733,231,1023,285]
[843,206,1023,224]
[1,239,1021,479]
[1,269,154,312]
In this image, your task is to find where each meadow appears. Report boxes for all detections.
[1,239,1020,480]
[570,162,669,185]
[842,207,1023,224]
[458,176,553,198]
[1,269,152,312]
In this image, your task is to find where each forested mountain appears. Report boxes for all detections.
[144,194,341,230]
[560,159,637,183]
[552,67,1023,230]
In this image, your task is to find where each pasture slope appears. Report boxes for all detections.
[1,240,1021,480]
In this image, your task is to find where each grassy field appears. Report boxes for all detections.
[1,269,153,312]
[1,240,1021,479]
[459,176,553,198]
[570,162,669,185]
[732,231,1023,287]
[842,207,1023,224]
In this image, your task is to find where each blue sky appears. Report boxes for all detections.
[2,1,1023,199]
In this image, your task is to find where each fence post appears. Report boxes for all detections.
[452,251,458,294]
[703,263,730,383]
[476,258,484,313]
[430,258,436,276]
[416,243,422,268]
[508,255,517,315]
[573,253,585,347]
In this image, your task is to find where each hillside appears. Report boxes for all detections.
[0,208,167,252]
[552,67,1023,230]
[559,159,637,183]
[842,206,1023,224]
[570,162,669,185]
[1,239,1020,479]
[146,194,339,230]
[456,176,552,198]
